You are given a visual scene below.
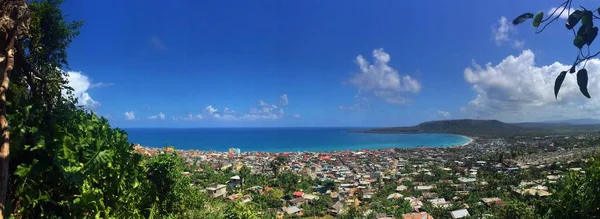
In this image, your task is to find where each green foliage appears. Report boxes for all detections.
[224,201,259,219]
[537,154,600,218]
[533,12,543,27]
[577,69,590,98]
[145,153,191,216]
[492,200,537,219]
[512,13,534,25]
[514,1,600,98]
[554,71,567,99]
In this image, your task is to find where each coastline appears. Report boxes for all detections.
[456,135,474,147]
[133,134,474,154]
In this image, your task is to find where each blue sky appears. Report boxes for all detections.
[61,0,600,127]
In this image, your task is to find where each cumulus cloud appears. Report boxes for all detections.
[437,110,451,119]
[492,16,525,48]
[339,94,371,112]
[293,113,301,119]
[280,94,289,106]
[148,112,166,120]
[462,49,600,122]
[243,100,284,120]
[65,71,101,109]
[345,48,420,105]
[548,7,576,19]
[124,111,136,120]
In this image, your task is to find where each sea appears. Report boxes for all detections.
[124,127,471,153]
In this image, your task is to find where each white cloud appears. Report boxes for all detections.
[492,17,525,48]
[492,16,524,47]
[179,95,289,121]
[462,49,600,122]
[148,112,166,120]
[513,40,525,48]
[346,48,420,105]
[280,94,289,106]
[548,7,576,19]
[339,94,371,112]
[205,105,218,115]
[293,113,301,119]
[437,110,451,119]
[180,113,203,120]
[124,111,136,120]
[65,71,100,109]
[90,82,113,88]
[243,100,284,120]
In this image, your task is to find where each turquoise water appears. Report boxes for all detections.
[123,127,470,152]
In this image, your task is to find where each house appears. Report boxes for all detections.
[293,191,304,197]
[396,185,408,191]
[415,185,434,191]
[328,201,344,216]
[458,177,476,183]
[428,198,450,208]
[288,197,305,207]
[283,206,302,215]
[402,212,434,219]
[387,193,403,200]
[404,197,423,210]
[481,197,505,207]
[450,209,470,219]
[302,194,319,203]
[227,175,243,189]
[206,184,227,198]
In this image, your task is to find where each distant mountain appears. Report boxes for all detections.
[353,119,600,137]
[538,119,600,125]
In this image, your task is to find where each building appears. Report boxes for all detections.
[402,212,434,219]
[206,184,227,198]
[450,209,470,219]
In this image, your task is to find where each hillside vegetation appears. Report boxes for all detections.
[354,119,600,137]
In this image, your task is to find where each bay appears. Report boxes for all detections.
[124,127,471,152]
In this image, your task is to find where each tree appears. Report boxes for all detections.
[513,0,600,98]
[0,1,30,215]
[223,201,259,219]
[536,153,600,218]
[493,200,537,219]
[145,153,190,217]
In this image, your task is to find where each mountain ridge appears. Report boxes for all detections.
[352,119,600,137]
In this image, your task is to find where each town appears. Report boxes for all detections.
[134,133,600,219]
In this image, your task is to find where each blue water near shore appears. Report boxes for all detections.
[123,127,471,152]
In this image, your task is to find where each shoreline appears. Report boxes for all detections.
[133,135,475,154]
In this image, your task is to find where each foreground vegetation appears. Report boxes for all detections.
[0,0,598,218]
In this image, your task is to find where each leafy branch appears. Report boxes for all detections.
[513,0,598,99]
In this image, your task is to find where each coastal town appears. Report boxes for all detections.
[133,133,600,219]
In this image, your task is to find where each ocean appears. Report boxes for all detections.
[123,127,471,152]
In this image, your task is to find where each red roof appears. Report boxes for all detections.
[293,191,304,197]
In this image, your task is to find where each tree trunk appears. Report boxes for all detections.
[0,30,14,219]
[0,1,29,217]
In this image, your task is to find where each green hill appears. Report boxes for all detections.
[353,119,600,137]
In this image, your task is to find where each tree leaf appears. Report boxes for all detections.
[533,12,544,27]
[577,69,591,98]
[574,36,586,49]
[513,13,534,25]
[14,164,31,177]
[566,10,584,30]
[554,71,567,99]
[587,27,598,45]
[582,11,593,26]
[577,24,587,37]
